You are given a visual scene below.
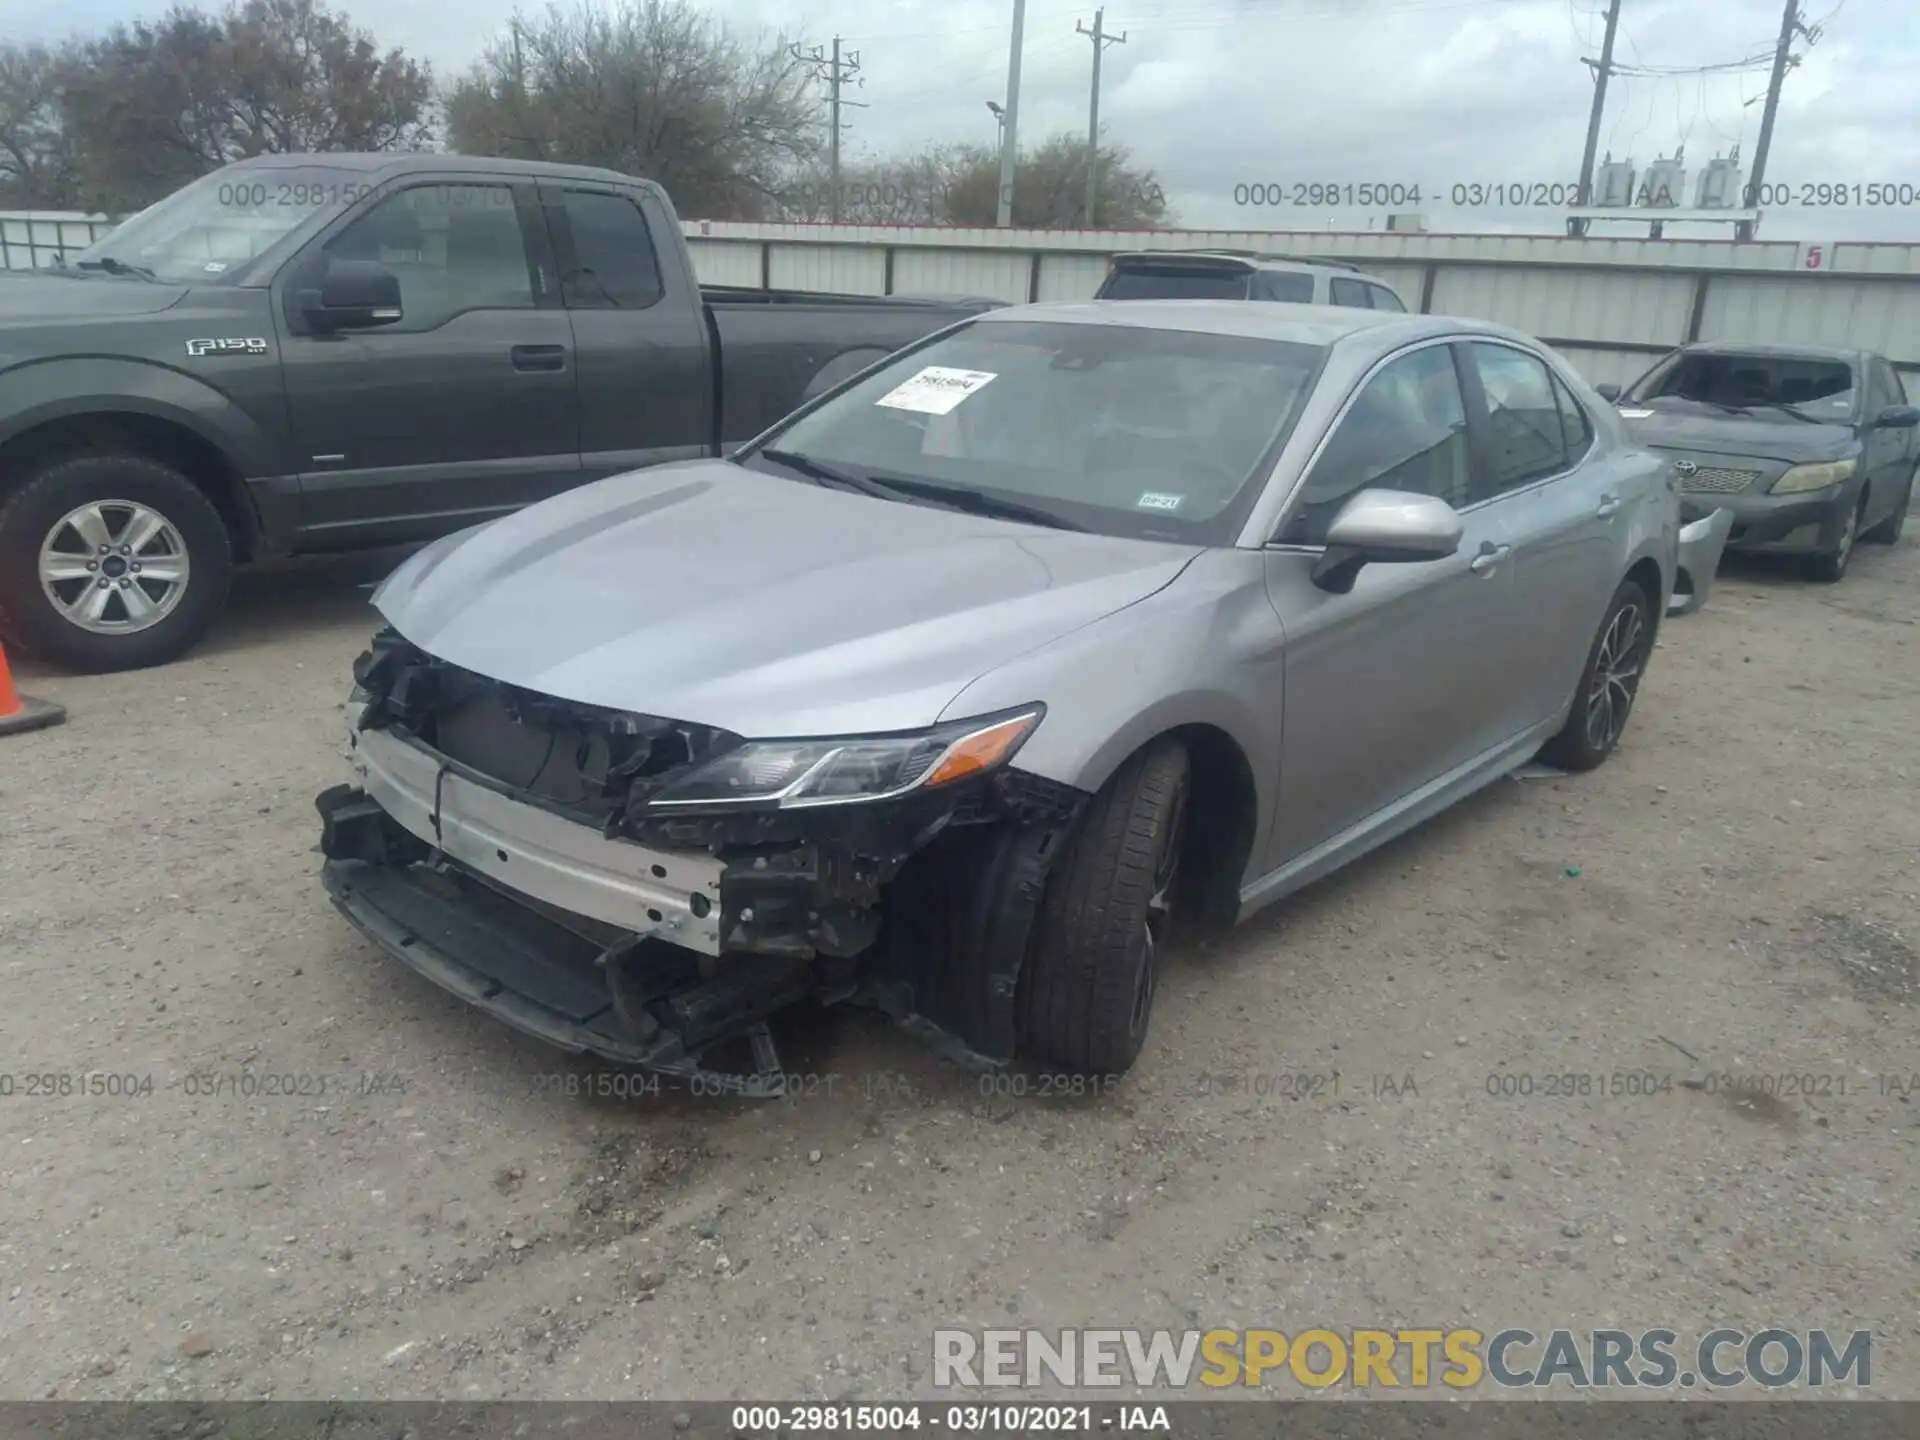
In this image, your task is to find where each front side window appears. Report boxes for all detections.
[1277,345,1470,545]
[744,318,1325,544]
[322,183,532,332]
[1469,342,1570,499]
[1552,370,1595,458]
[65,165,377,284]
[1367,284,1407,313]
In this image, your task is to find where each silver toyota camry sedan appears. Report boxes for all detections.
[317,300,1680,1088]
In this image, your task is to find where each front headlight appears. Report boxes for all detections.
[1771,458,1856,494]
[645,707,1044,810]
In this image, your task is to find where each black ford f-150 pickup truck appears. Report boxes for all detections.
[0,152,1000,672]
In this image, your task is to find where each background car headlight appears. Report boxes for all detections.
[645,708,1043,809]
[1770,458,1856,494]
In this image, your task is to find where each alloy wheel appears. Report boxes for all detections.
[38,500,191,635]
[1583,599,1646,753]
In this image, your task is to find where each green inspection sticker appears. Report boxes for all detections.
[1136,492,1184,512]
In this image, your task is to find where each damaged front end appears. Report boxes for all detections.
[317,628,1086,1088]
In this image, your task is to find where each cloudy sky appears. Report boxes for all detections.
[7,0,1918,240]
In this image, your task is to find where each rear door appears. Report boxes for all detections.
[1262,340,1522,870]
[539,181,716,482]
[1457,339,1620,727]
[277,175,580,546]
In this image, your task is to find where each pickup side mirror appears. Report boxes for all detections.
[299,259,403,333]
[1872,403,1919,430]
[1308,488,1464,594]
[1595,382,1623,402]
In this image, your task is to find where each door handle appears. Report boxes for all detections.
[1595,494,1622,519]
[1470,542,1511,575]
[511,344,567,373]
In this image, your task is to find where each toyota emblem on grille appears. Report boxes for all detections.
[1674,461,1698,475]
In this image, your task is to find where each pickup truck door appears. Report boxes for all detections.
[535,181,716,481]
[275,176,581,547]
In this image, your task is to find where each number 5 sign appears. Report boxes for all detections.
[1795,241,1837,272]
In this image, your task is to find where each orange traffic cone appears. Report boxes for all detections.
[0,640,66,736]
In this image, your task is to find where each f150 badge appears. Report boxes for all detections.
[185,338,269,357]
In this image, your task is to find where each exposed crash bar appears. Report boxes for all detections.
[345,715,724,954]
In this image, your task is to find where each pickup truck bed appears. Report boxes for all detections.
[0,151,1002,673]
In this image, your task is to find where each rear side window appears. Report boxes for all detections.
[1329,278,1371,308]
[1100,265,1252,300]
[559,189,664,309]
[1251,270,1315,303]
[1367,284,1407,313]
[1468,341,1570,498]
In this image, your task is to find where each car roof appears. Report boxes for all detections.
[977,298,1512,349]
[1679,341,1864,364]
[1108,249,1371,277]
[223,150,650,190]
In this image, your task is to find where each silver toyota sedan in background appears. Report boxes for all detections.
[317,301,1680,1089]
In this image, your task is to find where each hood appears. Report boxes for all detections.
[373,460,1202,738]
[0,270,190,321]
[1616,400,1857,465]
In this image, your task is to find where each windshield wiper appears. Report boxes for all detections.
[866,474,1090,532]
[753,448,933,503]
[75,256,159,281]
[1746,399,1826,424]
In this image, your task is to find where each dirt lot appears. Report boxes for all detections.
[1,539,1916,1403]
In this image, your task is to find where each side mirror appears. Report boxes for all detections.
[1595,382,1623,402]
[299,259,402,333]
[1308,489,1464,594]
[1872,403,1919,430]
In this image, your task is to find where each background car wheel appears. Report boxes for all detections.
[1538,578,1653,773]
[1018,737,1189,1076]
[0,453,232,673]
[1808,492,1865,582]
[1862,468,1912,545]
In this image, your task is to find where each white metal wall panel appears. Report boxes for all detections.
[1035,252,1111,301]
[768,244,886,294]
[685,238,760,287]
[1703,276,1920,366]
[892,247,1031,302]
[0,213,113,269]
[1542,346,1663,390]
[1431,264,1693,344]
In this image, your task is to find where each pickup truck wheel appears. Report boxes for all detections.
[1017,737,1189,1076]
[0,453,231,673]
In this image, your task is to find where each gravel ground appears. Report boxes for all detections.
[1,540,1916,1403]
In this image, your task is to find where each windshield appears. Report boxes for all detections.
[1099,265,1254,300]
[742,318,1325,543]
[1626,349,1857,420]
[66,165,380,285]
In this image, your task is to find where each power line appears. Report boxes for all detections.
[1076,7,1127,225]
[788,38,867,220]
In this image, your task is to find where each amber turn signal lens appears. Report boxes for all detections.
[923,711,1041,788]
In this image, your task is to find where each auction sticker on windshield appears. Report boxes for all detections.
[875,366,999,415]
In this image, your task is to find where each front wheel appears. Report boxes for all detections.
[1862,468,1912,545]
[1018,737,1190,1076]
[0,453,232,673]
[1808,492,1864,582]
[1538,578,1654,772]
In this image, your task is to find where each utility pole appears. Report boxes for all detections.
[1569,0,1622,237]
[1076,8,1126,226]
[789,39,866,221]
[1738,0,1807,242]
[996,0,1027,227]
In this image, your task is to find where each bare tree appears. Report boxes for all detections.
[56,0,431,212]
[940,132,1170,228]
[445,0,824,221]
[0,43,78,208]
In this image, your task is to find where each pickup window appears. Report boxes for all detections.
[557,189,665,310]
[325,182,535,331]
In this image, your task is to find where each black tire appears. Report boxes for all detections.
[1807,491,1865,582]
[1018,737,1190,1076]
[0,453,232,673]
[1862,467,1912,545]
[1538,578,1654,773]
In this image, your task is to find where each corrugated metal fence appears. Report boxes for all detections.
[10,208,1918,396]
[683,221,1920,395]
